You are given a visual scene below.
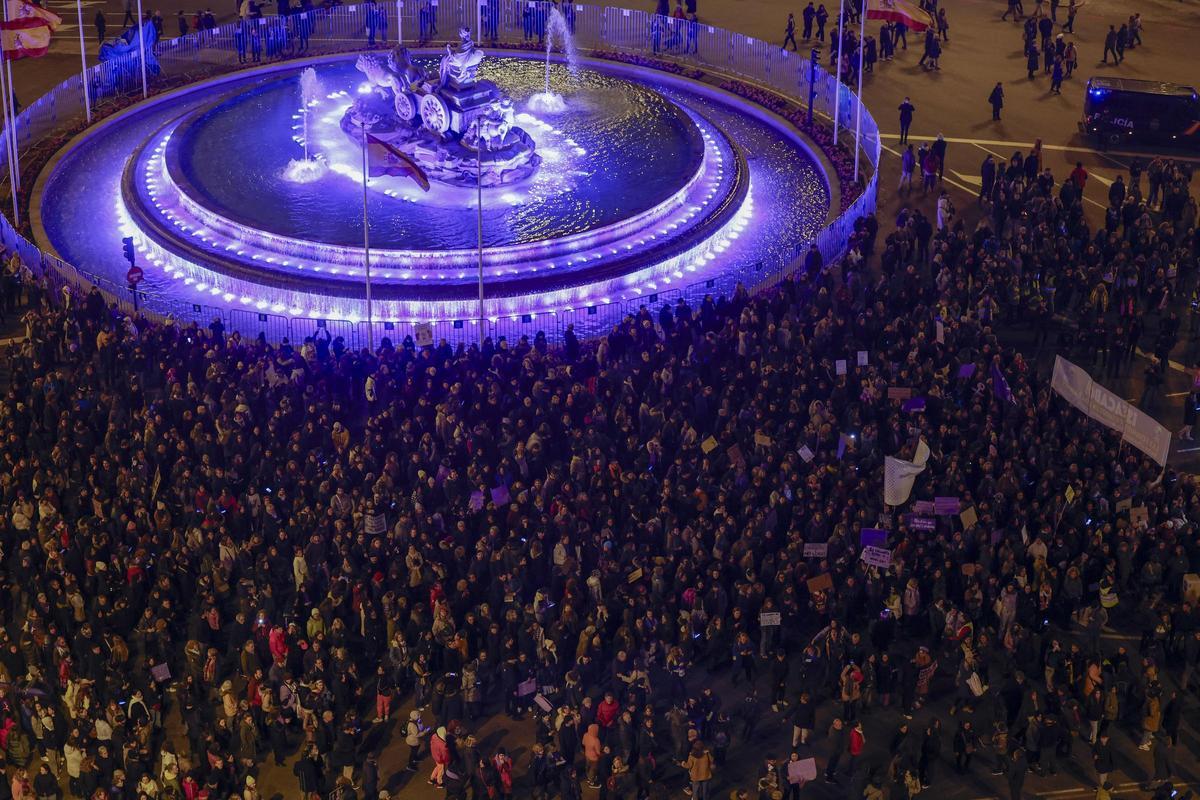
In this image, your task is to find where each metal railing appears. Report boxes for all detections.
[0,0,880,350]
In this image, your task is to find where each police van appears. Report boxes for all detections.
[1080,77,1200,149]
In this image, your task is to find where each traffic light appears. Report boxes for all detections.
[122,236,136,267]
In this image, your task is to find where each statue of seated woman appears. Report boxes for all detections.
[438,27,485,88]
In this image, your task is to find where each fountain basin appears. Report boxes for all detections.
[35,51,830,323]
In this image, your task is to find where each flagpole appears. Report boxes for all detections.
[134,0,148,99]
[832,0,845,142]
[853,0,865,182]
[1,0,20,192]
[0,63,17,224]
[76,0,91,124]
[359,122,374,352]
[476,148,484,347]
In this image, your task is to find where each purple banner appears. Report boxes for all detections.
[910,516,937,531]
[912,500,935,515]
[934,496,961,515]
[860,528,888,548]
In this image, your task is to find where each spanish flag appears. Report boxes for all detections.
[366,134,430,192]
[0,0,61,61]
[866,0,934,32]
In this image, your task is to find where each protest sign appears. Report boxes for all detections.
[859,528,888,548]
[860,546,892,568]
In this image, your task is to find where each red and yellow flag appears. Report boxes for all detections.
[366,134,430,192]
[866,0,934,32]
[0,0,62,60]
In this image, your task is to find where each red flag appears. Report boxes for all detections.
[865,0,934,32]
[365,134,430,192]
[0,0,61,60]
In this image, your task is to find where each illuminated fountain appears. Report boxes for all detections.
[528,5,579,115]
[36,46,830,330]
[283,67,328,183]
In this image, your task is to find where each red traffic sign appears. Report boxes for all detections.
[126,266,144,285]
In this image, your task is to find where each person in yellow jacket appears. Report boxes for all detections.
[681,740,715,800]
[1140,685,1163,749]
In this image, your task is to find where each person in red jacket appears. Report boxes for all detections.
[847,720,866,775]
[596,692,620,728]
[429,726,451,788]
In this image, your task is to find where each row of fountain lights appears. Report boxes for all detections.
[120,103,753,325]
[118,178,754,324]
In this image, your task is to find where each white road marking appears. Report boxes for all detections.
[879,133,1200,162]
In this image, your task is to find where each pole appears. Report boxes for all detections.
[360,122,374,351]
[1,0,20,192]
[476,148,484,346]
[832,0,845,141]
[135,0,148,99]
[807,47,817,127]
[77,0,92,124]
[396,0,402,43]
[0,64,17,224]
[853,0,865,182]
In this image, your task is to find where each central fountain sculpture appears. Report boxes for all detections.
[341,29,540,188]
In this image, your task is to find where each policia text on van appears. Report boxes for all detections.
[1080,78,1200,149]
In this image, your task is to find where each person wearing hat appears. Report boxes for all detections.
[408,710,432,772]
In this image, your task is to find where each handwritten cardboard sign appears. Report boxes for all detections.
[857,351,868,367]
[913,500,935,515]
[887,387,913,401]
[755,433,773,447]
[759,612,782,627]
[959,506,979,529]
[701,436,718,454]
[806,573,834,593]
[836,359,847,376]
[798,445,815,463]
[1130,506,1149,527]
[860,546,892,569]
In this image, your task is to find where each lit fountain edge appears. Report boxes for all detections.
[31,49,828,325]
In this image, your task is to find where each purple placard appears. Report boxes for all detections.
[910,516,937,531]
[468,491,485,511]
[860,528,888,548]
[491,485,510,506]
[934,497,961,515]
[913,500,935,515]
[902,397,926,413]
[957,363,977,379]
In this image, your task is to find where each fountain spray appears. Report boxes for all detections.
[284,67,328,183]
[528,5,579,114]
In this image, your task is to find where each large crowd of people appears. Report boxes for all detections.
[0,131,1197,800]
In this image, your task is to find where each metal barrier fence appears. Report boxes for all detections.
[0,0,880,350]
